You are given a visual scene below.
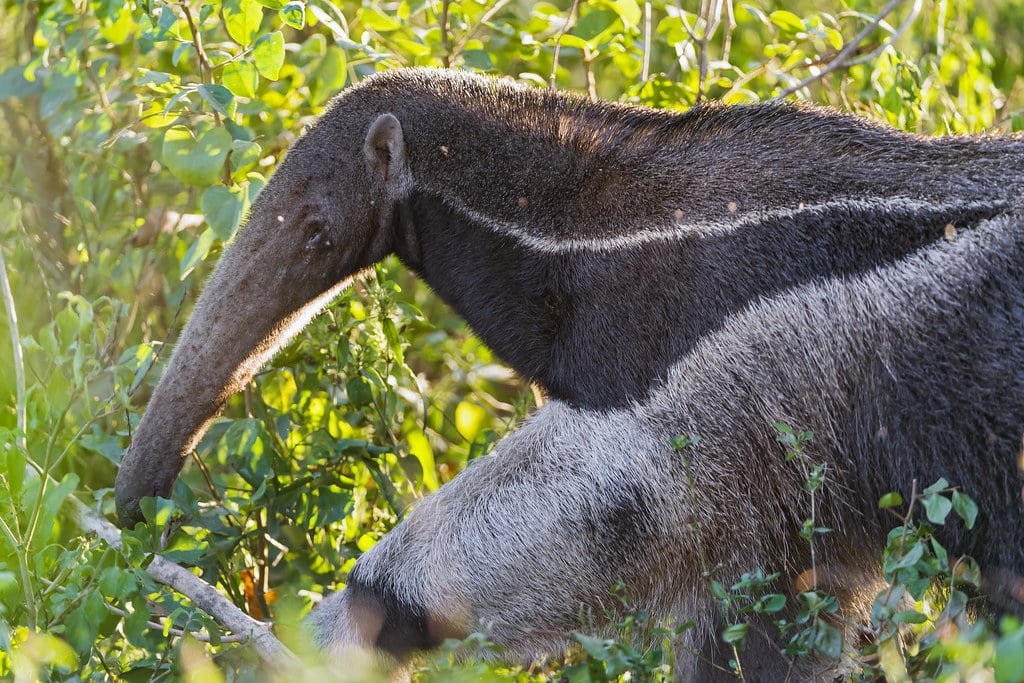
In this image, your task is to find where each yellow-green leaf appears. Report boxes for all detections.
[455,401,488,442]
[770,10,804,34]
[223,0,264,46]
[607,0,641,30]
[253,31,285,80]
[357,7,401,31]
[310,45,346,106]
[221,61,259,98]
[99,6,138,43]
[406,429,439,490]
[260,369,297,412]
[280,1,306,29]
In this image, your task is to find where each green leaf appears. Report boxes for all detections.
[162,125,232,186]
[759,594,787,613]
[197,83,236,117]
[180,227,218,278]
[921,493,953,525]
[607,0,641,29]
[346,376,373,408]
[995,623,1024,683]
[0,65,41,100]
[575,633,611,660]
[878,492,904,509]
[463,49,493,71]
[280,1,306,29]
[923,477,950,495]
[574,9,618,41]
[357,7,401,31]
[223,0,265,46]
[230,139,262,180]
[455,401,488,441]
[891,610,928,624]
[99,6,138,43]
[261,369,298,412]
[201,184,247,240]
[30,473,79,550]
[221,61,259,98]
[254,31,285,80]
[951,491,978,529]
[770,10,804,34]
[382,317,404,365]
[310,45,347,106]
[722,623,748,645]
[814,622,842,658]
[889,541,925,571]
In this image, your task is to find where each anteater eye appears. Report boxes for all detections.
[303,219,332,251]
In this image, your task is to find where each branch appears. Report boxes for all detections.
[847,0,923,67]
[440,0,452,68]
[451,0,513,57]
[0,249,26,455]
[66,494,301,667]
[772,0,907,101]
[549,0,582,88]
[641,0,652,82]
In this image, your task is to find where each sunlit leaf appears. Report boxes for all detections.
[253,31,285,80]
[280,1,306,29]
[223,0,265,46]
[162,125,232,186]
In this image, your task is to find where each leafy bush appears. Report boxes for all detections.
[1,0,1023,680]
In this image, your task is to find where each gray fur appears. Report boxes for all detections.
[316,210,1024,678]
[111,68,1024,677]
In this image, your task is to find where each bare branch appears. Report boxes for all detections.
[440,0,452,68]
[452,0,513,57]
[549,0,582,88]
[66,494,300,668]
[0,249,26,455]
[772,0,907,101]
[641,0,652,82]
[583,46,597,101]
[847,0,922,67]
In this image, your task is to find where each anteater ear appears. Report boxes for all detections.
[363,112,410,199]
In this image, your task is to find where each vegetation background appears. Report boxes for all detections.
[1,0,1024,680]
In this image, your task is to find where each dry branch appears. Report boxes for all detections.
[67,494,301,668]
[773,0,907,100]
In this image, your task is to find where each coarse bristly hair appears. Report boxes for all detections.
[313,210,1024,681]
[111,68,1024,680]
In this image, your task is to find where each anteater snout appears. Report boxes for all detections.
[312,578,465,662]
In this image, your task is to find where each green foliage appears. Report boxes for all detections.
[2,0,1024,680]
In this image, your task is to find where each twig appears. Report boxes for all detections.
[179,2,214,85]
[772,0,907,100]
[0,249,26,454]
[549,0,582,88]
[582,47,597,100]
[451,0,513,57]
[847,0,922,67]
[440,0,452,68]
[641,0,652,82]
[721,0,736,65]
[676,0,724,103]
[0,251,36,629]
[102,601,251,643]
